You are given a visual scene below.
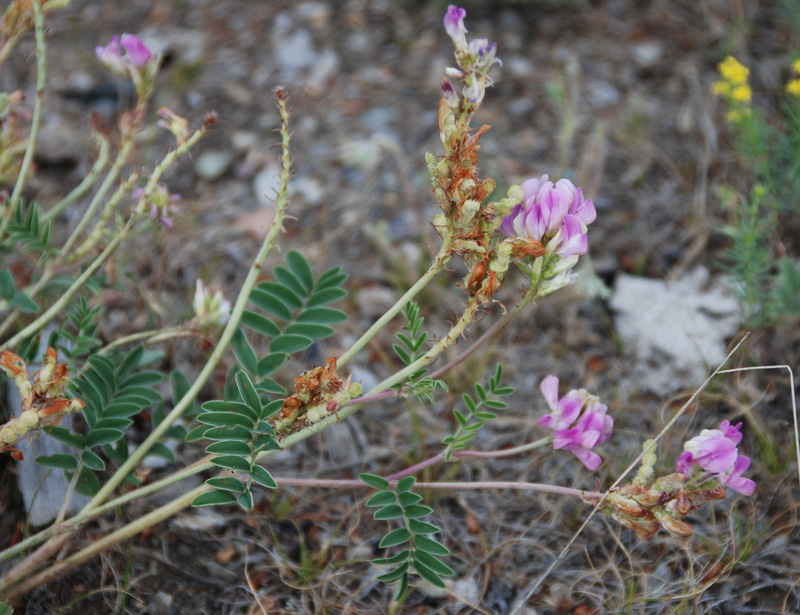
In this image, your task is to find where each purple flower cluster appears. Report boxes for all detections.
[499,175,596,259]
[442,5,501,103]
[132,185,180,229]
[95,34,153,74]
[538,375,613,470]
[676,420,755,495]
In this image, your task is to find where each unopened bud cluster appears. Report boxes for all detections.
[0,349,85,448]
[192,280,231,328]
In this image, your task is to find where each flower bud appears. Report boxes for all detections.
[19,410,39,428]
[455,199,480,228]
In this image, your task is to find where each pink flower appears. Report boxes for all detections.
[95,36,125,73]
[499,175,594,259]
[537,375,613,470]
[677,421,755,495]
[443,5,468,50]
[120,34,153,69]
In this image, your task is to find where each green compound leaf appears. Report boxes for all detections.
[360,473,390,490]
[492,386,515,396]
[393,572,409,601]
[197,412,255,429]
[284,322,335,340]
[231,327,258,375]
[379,528,412,548]
[462,394,477,414]
[274,266,307,299]
[261,399,284,420]
[75,467,100,497]
[210,455,251,472]
[414,535,450,556]
[372,550,410,566]
[149,443,175,462]
[250,465,278,489]
[296,307,347,325]
[257,353,287,378]
[240,310,281,337]
[235,370,263,417]
[203,400,258,423]
[414,551,454,577]
[373,504,405,520]
[86,429,124,448]
[404,504,434,519]
[397,491,422,507]
[408,519,440,535]
[9,291,39,313]
[269,334,313,355]
[0,269,15,300]
[411,558,445,588]
[250,288,292,320]
[80,449,106,471]
[206,477,245,494]
[120,371,164,388]
[315,267,348,291]
[306,287,347,307]
[376,562,409,583]
[44,426,85,449]
[203,425,253,441]
[35,453,77,470]
[484,400,508,410]
[396,476,416,493]
[286,250,314,292]
[192,490,238,507]
[237,490,255,510]
[257,281,303,309]
[366,490,396,507]
[206,440,252,456]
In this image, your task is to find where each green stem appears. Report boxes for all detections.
[41,135,111,223]
[338,236,453,368]
[95,326,195,356]
[0,0,45,241]
[60,138,135,258]
[0,127,206,353]
[83,95,291,513]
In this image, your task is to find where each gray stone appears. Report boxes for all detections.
[252,163,284,207]
[9,327,89,527]
[610,267,740,395]
[195,151,233,180]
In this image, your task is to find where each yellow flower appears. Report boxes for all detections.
[718,56,749,85]
[713,80,731,96]
[787,78,800,96]
[793,59,800,74]
[731,84,752,103]
[726,108,741,122]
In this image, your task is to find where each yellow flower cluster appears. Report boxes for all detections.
[713,56,752,103]
[713,55,752,122]
[786,59,800,96]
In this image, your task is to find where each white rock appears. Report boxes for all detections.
[195,151,233,180]
[253,163,284,206]
[610,267,740,395]
[172,507,227,531]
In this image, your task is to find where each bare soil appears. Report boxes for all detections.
[2,0,800,614]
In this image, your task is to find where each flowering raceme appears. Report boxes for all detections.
[96,34,159,99]
[537,375,613,470]
[676,420,756,495]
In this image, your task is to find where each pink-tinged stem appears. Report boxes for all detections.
[386,437,551,482]
[274,476,602,501]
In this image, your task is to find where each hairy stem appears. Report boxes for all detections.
[41,134,111,223]
[0,0,45,240]
[0,127,207,352]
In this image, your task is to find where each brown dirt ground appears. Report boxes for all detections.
[2,0,800,613]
